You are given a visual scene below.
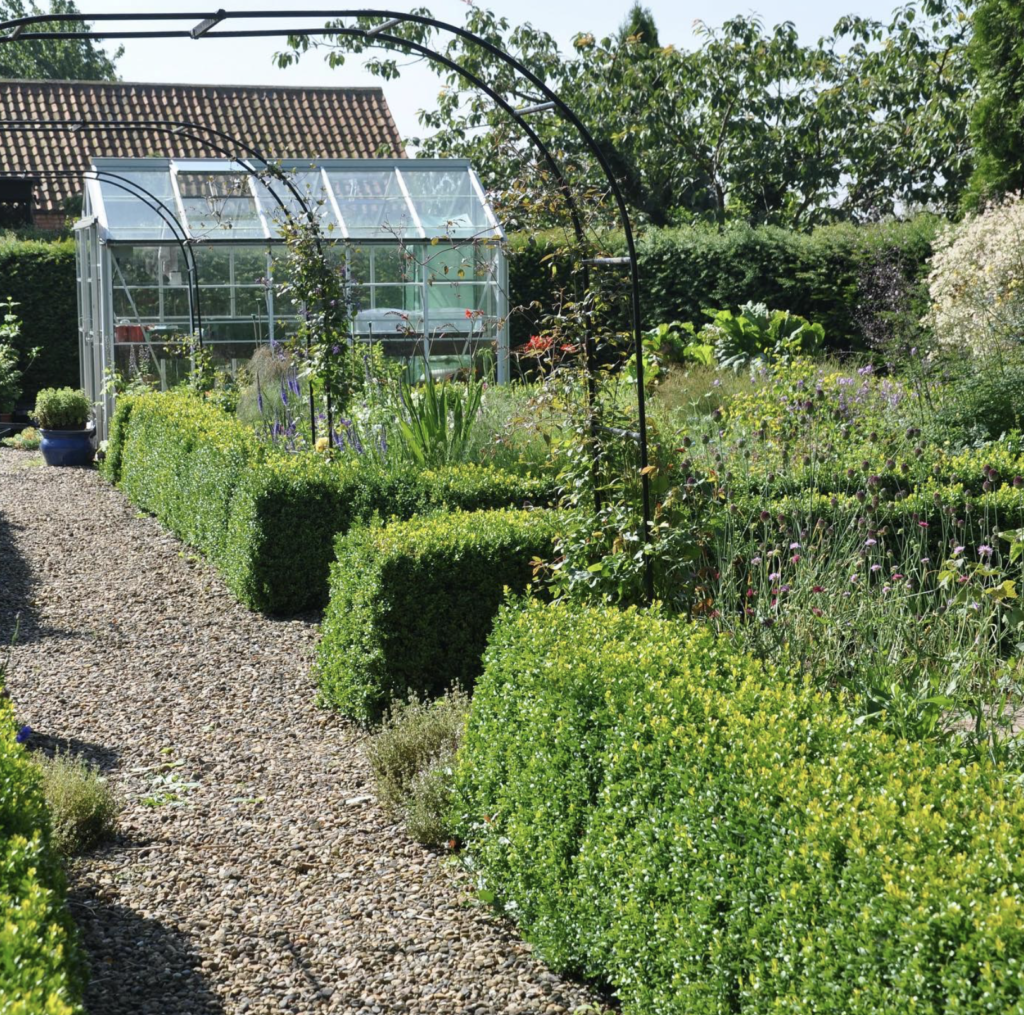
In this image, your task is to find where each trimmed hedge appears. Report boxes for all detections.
[453,599,1024,1014]
[508,216,939,351]
[316,509,561,722]
[0,691,83,1014]
[0,233,78,403]
[110,392,558,614]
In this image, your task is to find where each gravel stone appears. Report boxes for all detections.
[0,449,615,1015]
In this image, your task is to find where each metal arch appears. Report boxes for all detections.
[0,8,654,599]
[2,167,202,339]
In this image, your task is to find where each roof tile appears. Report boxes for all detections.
[0,79,405,215]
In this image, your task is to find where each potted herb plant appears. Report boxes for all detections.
[32,387,94,466]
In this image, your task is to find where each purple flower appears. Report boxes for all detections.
[789,542,801,550]
[15,725,31,744]
[849,574,859,583]
[978,544,994,557]
[864,538,877,547]
[768,572,780,582]
[952,545,964,556]
[751,556,762,566]
[870,564,882,572]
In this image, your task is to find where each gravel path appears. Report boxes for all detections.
[0,448,611,1015]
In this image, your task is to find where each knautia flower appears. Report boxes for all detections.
[978,544,994,557]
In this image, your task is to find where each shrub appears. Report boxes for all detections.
[36,753,119,857]
[113,392,559,614]
[925,196,1024,356]
[925,362,1024,445]
[453,599,1024,1014]
[366,691,468,846]
[31,387,92,430]
[316,509,561,721]
[0,687,83,1012]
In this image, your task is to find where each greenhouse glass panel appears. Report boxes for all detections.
[326,168,417,239]
[96,169,179,241]
[261,170,340,238]
[401,168,494,237]
[176,170,266,240]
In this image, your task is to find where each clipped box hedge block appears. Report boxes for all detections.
[0,696,83,1014]
[316,509,561,722]
[109,392,558,614]
[453,599,1024,1015]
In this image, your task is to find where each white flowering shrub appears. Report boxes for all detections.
[925,195,1024,356]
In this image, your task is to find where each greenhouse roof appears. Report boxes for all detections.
[82,157,503,243]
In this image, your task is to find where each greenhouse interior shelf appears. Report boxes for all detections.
[76,156,509,438]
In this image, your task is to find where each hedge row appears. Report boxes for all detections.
[316,508,561,722]
[507,215,939,351]
[0,233,78,404]
[106,392,557,614]
[0,691,83,1014]
[453,599,1024,1014]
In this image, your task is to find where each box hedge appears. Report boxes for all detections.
[0,693,83,1014]
[110,392,558,614]
[316,509,561,722]
[453,599,1024,1014]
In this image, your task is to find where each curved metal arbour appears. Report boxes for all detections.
[0,8,654,599]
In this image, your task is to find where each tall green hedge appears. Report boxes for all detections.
[453,599,1024,1014]
[316,508,561,722]
[109,392,558,614]
[0,689,83,1014]
[507,216,939,351]
[0,233,78,404]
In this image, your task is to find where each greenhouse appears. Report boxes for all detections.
[75,156,509,437]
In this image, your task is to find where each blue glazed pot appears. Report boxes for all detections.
[39,428,95,467]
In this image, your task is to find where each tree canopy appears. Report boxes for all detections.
[276,1,974,230]
[0,0,121,81]
[965,0,1024,207]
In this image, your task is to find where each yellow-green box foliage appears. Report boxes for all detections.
[108,392,558,614]
[453,599,1024,1014]
[316,509,561,722]
[0,695,83,1014]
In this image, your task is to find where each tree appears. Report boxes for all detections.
[0,0,121,81]
[276,2,974,229]
[964,0,1024,207]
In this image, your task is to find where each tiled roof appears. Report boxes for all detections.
[0,79,406,216]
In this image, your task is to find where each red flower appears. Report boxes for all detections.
[525,334,553,352]
[811,585,825,593]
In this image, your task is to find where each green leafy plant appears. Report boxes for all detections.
[394,361,485,467]
[31,387,92,430]
[36,753,119,856]
[1,425,41,450]
[701,301,825,370]
[0,297,39,414]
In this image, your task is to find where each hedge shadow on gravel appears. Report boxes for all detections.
[30,731,120,773]
[70,885,224,1015]
[0,508,41,642]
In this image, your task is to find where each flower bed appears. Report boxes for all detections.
[453,598,1024,1014]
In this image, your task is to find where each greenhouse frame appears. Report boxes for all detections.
[75,156,509,438]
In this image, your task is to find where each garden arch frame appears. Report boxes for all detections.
[0,8,655,600]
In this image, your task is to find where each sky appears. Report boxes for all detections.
[77,0,902,139]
